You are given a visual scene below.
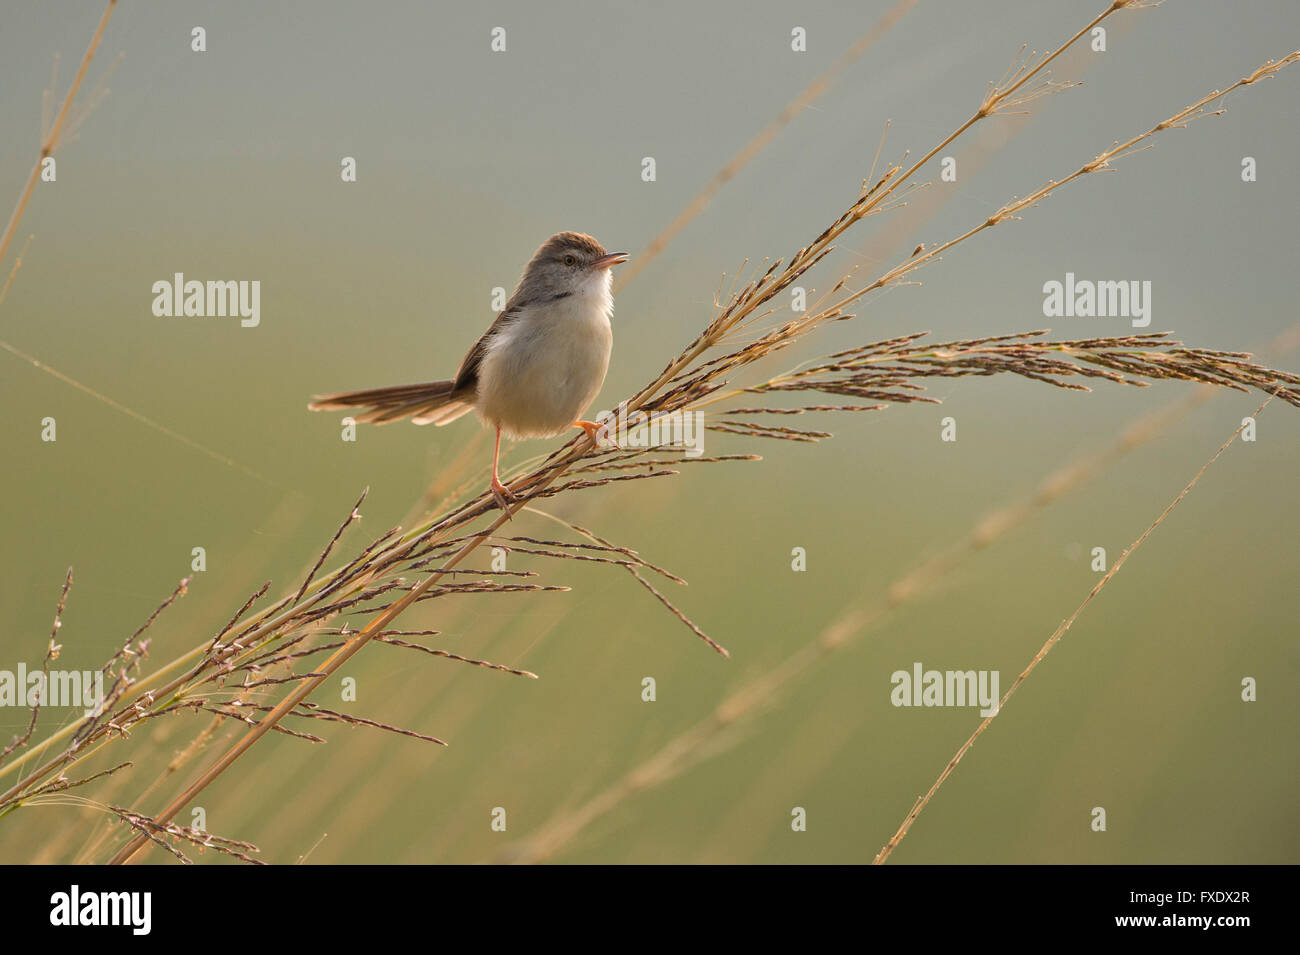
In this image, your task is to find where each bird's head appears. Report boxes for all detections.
[516,231,628,306]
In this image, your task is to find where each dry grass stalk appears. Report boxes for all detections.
[0,569,71,763]
[110,805,263,865]
[0,0,117,266]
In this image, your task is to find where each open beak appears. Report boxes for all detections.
[591,251,629,271]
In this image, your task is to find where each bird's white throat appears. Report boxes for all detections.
[475,268,615,439]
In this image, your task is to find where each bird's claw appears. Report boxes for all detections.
[575,419,620,450]
[491,478,517,517]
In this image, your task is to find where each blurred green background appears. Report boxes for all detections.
[0,0,1296,863]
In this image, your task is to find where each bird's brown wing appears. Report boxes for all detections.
[451,304,522,392]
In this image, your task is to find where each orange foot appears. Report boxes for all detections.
[490,475,517,517]
[573,419,620,449]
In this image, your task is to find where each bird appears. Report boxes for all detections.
[308,231,628,512]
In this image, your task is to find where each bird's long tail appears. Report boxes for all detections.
[307,380,475,426]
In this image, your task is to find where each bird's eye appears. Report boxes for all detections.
[563,254,577,267]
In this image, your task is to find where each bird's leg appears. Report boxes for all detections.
[490,426,516,514]
[573,418,620,449]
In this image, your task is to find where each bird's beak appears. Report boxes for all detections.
[591,252,629,271]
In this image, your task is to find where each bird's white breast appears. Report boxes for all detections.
[476,271,614,439]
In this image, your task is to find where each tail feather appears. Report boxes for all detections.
[412,403,475,426]
[308,380,472,426]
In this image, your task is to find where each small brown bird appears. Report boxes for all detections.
[309,232,628,511]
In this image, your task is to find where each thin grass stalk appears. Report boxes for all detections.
[0,0,117,266]
[872,394,1276,863]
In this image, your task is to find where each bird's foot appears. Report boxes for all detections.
[490,476,517,517]
[574,419,620,450]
